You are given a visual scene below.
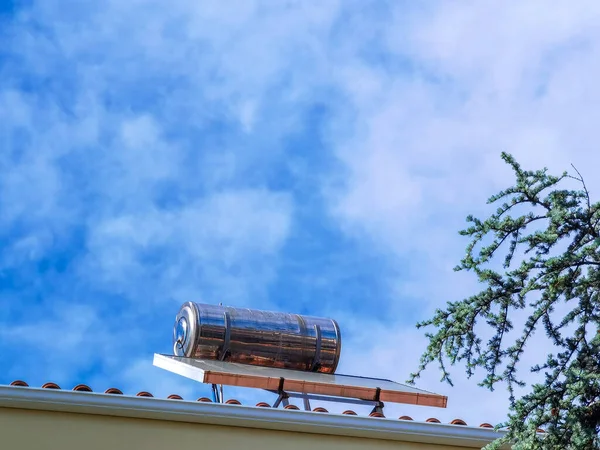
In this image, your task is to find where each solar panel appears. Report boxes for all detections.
[153,353,447,408]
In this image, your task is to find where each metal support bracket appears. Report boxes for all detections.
[268,381,385,414]
[272,377,290,408]
[370,387,384,415]
[211,383,223,403]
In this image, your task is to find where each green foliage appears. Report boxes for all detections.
[409,153,600,449]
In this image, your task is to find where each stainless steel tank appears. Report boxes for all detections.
[173,302,342,374]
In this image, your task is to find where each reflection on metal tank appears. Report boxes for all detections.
[173,302,342,374]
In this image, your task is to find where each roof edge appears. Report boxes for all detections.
[0,385,506,448]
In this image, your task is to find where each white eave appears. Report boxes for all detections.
[0,385,505,448]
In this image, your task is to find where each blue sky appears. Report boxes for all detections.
[2,0,600,425]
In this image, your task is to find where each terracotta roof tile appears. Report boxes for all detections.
[73,384,93,392]
[450,419,467,426]
[136,391,154,397]
[3,380,501,428]
[104,388,123,395]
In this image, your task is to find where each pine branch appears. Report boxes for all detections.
[409,153,600,449]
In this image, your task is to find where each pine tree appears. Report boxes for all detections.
[409,153,600,449]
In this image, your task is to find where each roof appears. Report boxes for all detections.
[0,380,507,448]
[5,379,484,425]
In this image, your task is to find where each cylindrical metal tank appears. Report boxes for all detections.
[173,302,342,374]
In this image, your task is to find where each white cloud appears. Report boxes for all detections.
[82,188,292,307]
